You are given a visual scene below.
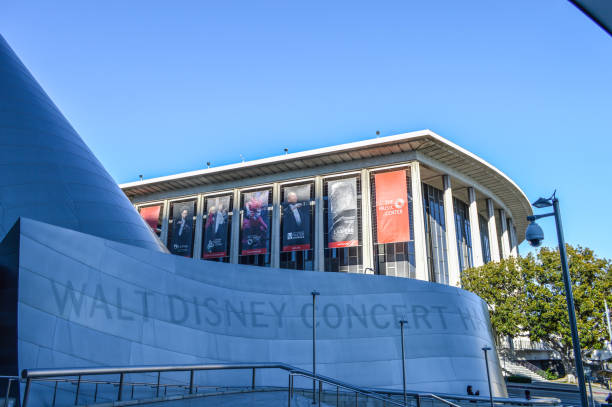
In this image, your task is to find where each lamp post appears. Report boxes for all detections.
[525,192,588,407]
[482,346,494,407]
[311,290,320,405]
[399,320,408,406]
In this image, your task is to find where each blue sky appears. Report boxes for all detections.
[2,1,611,258]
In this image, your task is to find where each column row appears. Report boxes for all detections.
[135,162,519,286]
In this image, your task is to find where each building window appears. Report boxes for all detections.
[202,194,233,263]
[454,198,473,271]
[280,182,315,270]
[323,176,363,273]
[239,188,273,266]
[138,203,164,237]
[423,183,448,284]
[479,214,491,264]
[167,199,197,257]
[370,169,415,278]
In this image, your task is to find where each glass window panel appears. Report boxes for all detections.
[371,169,415,278]
[324,176,363,273]
[453,198,473,271]
[138,204,164,237]
[479,214,491,264]
[167,199,197,257]
[239,188,273,267]
[202,194,233,263]
[280,182,315,270]
[423,183,449,284]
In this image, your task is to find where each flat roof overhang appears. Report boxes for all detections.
[120,129,532,243]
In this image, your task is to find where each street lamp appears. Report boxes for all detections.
[399,320,408,406]
[311,290,320,404]
[482,346,494,407]
[525,192,588,407]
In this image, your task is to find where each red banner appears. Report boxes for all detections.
[140,205,161,230]
[374,170,411,244]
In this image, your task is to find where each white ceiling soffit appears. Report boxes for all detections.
[120,129,532,242]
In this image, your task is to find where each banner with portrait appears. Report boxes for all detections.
[170,201,195,257]
[139,205,162,236]
[202,195,231,259]
[327,178,359,248]
[374,170,411,244]
[282,184,312,252]
[241,190,270,255]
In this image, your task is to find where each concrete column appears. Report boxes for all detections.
[314,176,324,272]
[486,199,501,262]
[467,187,484,268]
[230,189,241,264]
[499,209,511,259]
[410,161,429,281]
[508,218,518,257]
[193,194,204,259]
[271,183,281,268]
[360,169,374,274]
[160,199,170,246]
[442,175,461,287]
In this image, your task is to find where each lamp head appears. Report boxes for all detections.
[532,195,554,208]
[525,221,544,247]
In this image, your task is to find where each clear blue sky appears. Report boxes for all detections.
[2,1,611,258]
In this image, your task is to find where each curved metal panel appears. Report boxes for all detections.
[0,35,162,252]
[13,218,507,405]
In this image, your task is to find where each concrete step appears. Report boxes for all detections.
[502,361,549,382]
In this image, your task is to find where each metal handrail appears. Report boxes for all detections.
[21,362,303,407]
[369,387,562,406]
[289,371,407,407]
[18,362,563,407]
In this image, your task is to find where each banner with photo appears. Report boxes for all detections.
[374,170,411,244]
[202,195,231,259]
[139,205,161,236]
[282,184,312,252]
[327,178,359,248]
[241,190,270,255]
[170,201,195,257]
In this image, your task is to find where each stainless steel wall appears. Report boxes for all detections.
[13,218,506,406]
[0,34,162,252]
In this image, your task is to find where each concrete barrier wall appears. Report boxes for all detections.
[10,218,506,405]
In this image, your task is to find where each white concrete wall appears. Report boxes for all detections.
[12,218,507,405]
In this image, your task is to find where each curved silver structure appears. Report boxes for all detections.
[0,34,162,252]
[4,218,506,406]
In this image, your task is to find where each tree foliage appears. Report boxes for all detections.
[462,245,612,375]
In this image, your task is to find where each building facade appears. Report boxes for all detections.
[122,131,531,287]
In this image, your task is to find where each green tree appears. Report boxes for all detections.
[462,245,612,378]
[461,257,528,338]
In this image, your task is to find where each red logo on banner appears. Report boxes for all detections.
[374,170,411,244]
[282,244,311,252]
[328,240,358,248]
[139,206,161,230]
[241,248,268,255]
[202,252,227,259]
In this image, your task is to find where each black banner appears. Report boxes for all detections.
[170,201,195,257]
[282,184,312,252]
[202,195,231,259]
[327,178,359,248]
[241,190,270,255]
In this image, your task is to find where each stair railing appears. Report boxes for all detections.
[19,362,562,407]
